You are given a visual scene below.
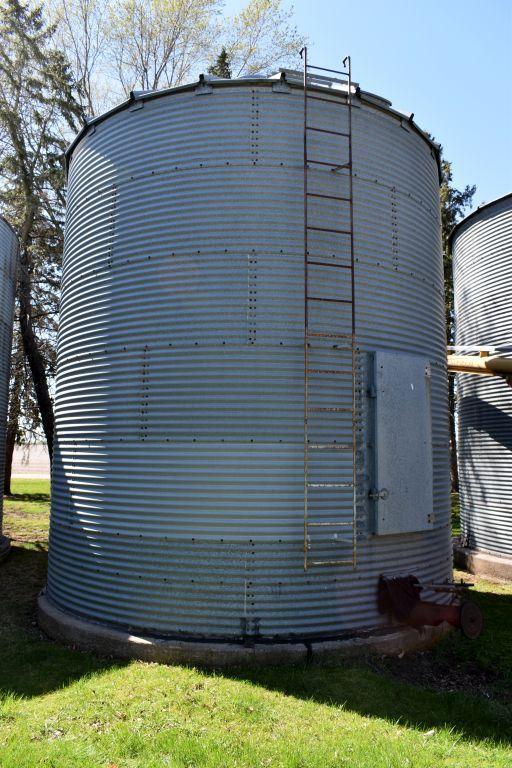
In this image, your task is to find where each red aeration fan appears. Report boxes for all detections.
[378,574,483,640]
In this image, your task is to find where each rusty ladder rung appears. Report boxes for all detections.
[307,225,351,235]
[308,559,355,567]
[306,126,350,138]
[307,192,351,202]
[306,94,345,105]
[307,160,351,170]
[306,368,351,375]
[306,295,352,304]
[306,331,352,339]
[307,260,351,269]
[306,64,350,77]
[308,443,353,450]
[307,406,352,412]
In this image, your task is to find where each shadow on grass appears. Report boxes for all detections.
[224,583,512,744]
[0,545,126,700]
[1,545,510,745]
[4,492,51,503]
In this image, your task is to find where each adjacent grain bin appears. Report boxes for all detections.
[40,69,453,662]
[0,217,18,559]
[452,193,512,580]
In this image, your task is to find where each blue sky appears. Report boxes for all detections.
[227,0,512,211]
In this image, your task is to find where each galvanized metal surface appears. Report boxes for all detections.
[453,193,512,558]
[373,351,433,535]
[0,217,18,535]
[47,75,451,640]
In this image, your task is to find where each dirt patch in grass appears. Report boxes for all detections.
[370,648,499,700]
[7,530,48,545]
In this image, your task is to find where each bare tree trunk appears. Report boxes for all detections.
[448,373,458,493]
[3,362,23,495]
[17,207,54,460]
[3,427,15,496]
[18,267,54,460]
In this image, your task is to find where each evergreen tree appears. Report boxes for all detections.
[440,156,476,491]
[207,47,232,78]
[0,0,83,463]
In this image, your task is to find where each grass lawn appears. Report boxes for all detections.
[451,493,461,538]
[1,479,511,768]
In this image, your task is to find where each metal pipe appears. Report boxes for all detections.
[447,353,512,377]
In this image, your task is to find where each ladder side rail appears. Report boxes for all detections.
[301,47,309,572]
[344,54,358,569]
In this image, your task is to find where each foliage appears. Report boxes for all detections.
[0,0,83,457]
[50,0,112,116]
[438,152,476,490]
[440,158,476,343]
[107,0,222,94]
[0,1,473,491]
[207,46,232,78]
[226,0,304,77]
[52,0,305,114]
[3,332,45,494]
[0,0,303,465]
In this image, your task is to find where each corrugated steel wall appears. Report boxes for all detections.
[0,218,18,537]
[47,78,451,640]
[453,194,512,558]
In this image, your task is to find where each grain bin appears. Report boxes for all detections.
[0,217,18,559]
[40,68,453,662]
[452,193,512,580]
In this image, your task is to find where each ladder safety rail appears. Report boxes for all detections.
[301,46,358,571]
[306,64,350,76]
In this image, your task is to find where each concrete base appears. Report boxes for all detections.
[0,535,11,561]
[454,543,512,581]
[38,593,451,668]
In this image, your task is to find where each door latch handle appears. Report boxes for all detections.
[369,487,389,500]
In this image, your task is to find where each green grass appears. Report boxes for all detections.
[451,493,461,537]
[1,479,511,767]
[3,478,50,545]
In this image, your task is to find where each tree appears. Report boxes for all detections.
[0,0,83,462]
[3,347,24,496]
[50,0,112,116]
[225,0,304,77]
[440,156,476,491]
[0,0,303,481]
[3,333,44,495]
[107,0,222,94]
[53,0,305,114]
[208,46,231,78]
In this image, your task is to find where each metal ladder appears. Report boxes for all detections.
[301,47,358,570]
